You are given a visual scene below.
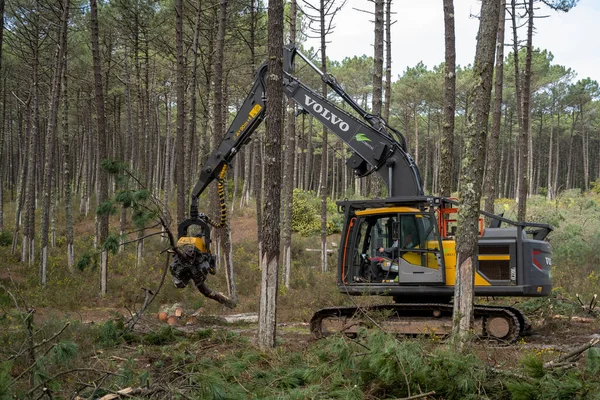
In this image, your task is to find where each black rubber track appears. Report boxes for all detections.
[310,303,524,344]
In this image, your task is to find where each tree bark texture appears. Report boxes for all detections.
[258,0,283,350]
[175,0,186,223]
[383,0,392,122]
[440,0,456,197]
[319,0,328,274]
[40,0,69,285]
[484,0,506,220]
[370,0,384,198]
[90,0,109,295]
[282,0,297,289]
[453,0,500,348]
[518,0,534,221]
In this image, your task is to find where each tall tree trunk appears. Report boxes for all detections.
[319,0,328,273]
[383,0,392,122]
[25,21,40,265]
[517,0,533,220]
[282,0,297,289]
[175,0,186,223]
[62,47,74,270]
[90,0,109,295]
[258,0,283,350]
[0,0,4,232]
[484,0,506,219]
[371,0,384,198]
[40,0,69,285]
[211,0,236,302]
[12,106,28,256]
[440,0,456,197]
[453,0,500,348]
[186,0,202,212]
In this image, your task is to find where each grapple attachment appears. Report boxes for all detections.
[170,218,216,289]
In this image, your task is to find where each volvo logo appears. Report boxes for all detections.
[304,95,350,132]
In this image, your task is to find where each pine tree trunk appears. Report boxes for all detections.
[62,58,75,270]
[12,108,27,256]
[370,0,384,198]
[175,0,186,223]
[453,0,500,348]
[320,0,328,274]
[0,0,4,232]
[282,0,297,289]
[440,0,456,197]
[258,0,283,349]
[90,0,110,295]
[40,0,69,285]
[383,0,392,122]
[484,0,506,219]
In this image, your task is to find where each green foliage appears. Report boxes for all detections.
[506,351,600,400]
[75,251,93,271]
[100,159,127,175]
[97,320,124,347]
[114,190,134,208]
[585,347,600,375]
[0,232,12,247]
[101,233,121,255]
[49,340,78,365]
[521,353,546,379]
[96,200,118,217]
[590,181,600,194]
[0,362,11,399]
[291,189,341,236]
[141,326,181,346]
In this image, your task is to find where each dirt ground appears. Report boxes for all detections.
[32,302,600,370]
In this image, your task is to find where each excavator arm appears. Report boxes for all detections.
[190,46,423,214]
[171,46,423,304]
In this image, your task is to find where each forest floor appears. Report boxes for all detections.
[3,200,600,398]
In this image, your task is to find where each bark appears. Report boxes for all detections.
[25,21,40,265]
[258,0,283,350]
[440,0,456,197]
[210,0,236,302]
[517,0,534,220]
[282,0,297,289]
[12,107,28,256]
[186,0,202,211]
[90,0,109,295]
[0,0,4,231]
[483,0,506,220]
[453,0,500,348]
[320,0,328,274]
[175,0,186,223]
[370,0,384,198]
[383,0,392,122]
[40,0,69,285]
[62,52,74,271]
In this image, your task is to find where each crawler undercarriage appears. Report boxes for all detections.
[310,303,529,343]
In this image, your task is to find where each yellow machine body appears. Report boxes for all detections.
[176,236,208,253]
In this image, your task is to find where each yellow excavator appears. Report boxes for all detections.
[170,46,553,342]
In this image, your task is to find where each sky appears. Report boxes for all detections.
[304,0,600,83]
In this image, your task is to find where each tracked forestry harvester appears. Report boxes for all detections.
[171,46,553,342]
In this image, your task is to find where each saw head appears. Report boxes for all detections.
[171,218,216,289]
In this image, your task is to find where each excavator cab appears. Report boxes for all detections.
[343,202,446,286]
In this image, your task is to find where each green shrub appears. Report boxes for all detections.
[0,232,11,247]
[291,189,341,236]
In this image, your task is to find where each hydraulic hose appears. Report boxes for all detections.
[204,164,228,229]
